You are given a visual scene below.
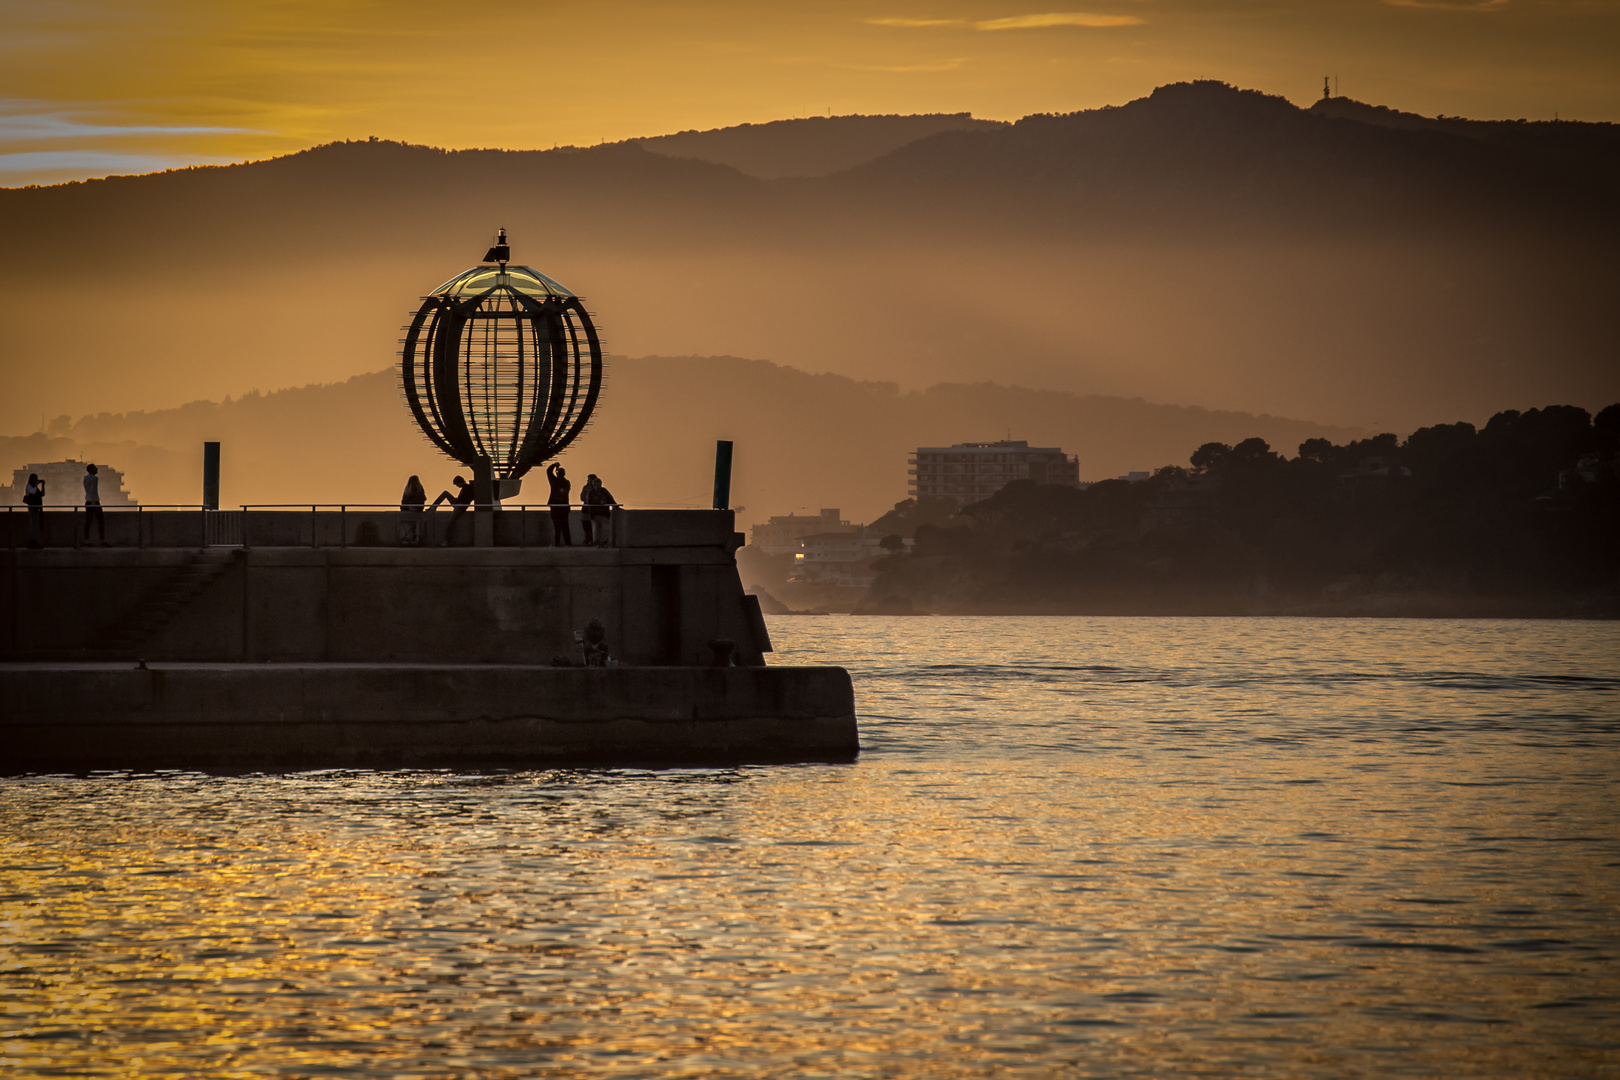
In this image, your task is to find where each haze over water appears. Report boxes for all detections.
[3,616,1617,1077]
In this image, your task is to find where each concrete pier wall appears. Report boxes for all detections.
[3,510,771,666]
[0,663,858,769]
[0,509,853,770]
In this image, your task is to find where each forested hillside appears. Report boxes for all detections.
[860,404,1620,616]
[0,356,1358,527]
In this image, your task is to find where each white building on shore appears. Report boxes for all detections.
[909,441,1080,507]
[749,508,857,555]
[2,460,138,507]
[790,529,891,588]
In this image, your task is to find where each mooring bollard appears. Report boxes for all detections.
[713,440,733,511]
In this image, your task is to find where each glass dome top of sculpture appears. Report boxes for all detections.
[399,229,603,483]
[430,264,576,300]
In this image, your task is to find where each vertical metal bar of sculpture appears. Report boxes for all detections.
[400,230,604,544]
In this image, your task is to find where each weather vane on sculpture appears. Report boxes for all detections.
[400,228,603,505]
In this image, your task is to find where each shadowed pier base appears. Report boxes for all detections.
[0,663,857,771]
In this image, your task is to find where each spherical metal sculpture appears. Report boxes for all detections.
[400,229,602,492]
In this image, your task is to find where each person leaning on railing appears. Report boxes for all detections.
[581,473,618,548]
[428,475,475,546]
[399,474,427,545]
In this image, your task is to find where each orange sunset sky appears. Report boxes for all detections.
[4,0,1618,186]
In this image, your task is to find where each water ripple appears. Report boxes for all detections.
[2,616,1617,1078]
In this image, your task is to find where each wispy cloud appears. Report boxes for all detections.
[865,12,1145,31]
[0,149,233,187]
[864,16,969,27]
[0,110,252,146]
[0,99,258,186]
[1382,0,1509,9]
[976,12,1145,30]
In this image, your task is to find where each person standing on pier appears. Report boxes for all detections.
[83,463,105,544]
[399,474,427,545]
[23,472,44,548]
[581,473,618,547]
[547,462,572,546]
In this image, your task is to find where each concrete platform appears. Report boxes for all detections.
[4,515,770,666]
[0,663,858,771]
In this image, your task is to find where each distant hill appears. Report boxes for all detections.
[0,356,1361,528]
[1,80,1614,444]
[825,82,1619,235]
[1310,96,1620,186]
[634,113,1006,179]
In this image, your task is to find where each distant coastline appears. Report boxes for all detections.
[747,403,1619,620]
[844,594,1619,620]
[760,592,1618,620]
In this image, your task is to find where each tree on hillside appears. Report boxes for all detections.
[867,496,958,538]
[864,404,1620,614]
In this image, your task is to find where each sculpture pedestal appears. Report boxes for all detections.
[473,459,496,547]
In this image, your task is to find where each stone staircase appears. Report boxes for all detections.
[85,551,237,659]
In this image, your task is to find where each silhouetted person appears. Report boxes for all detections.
[580,617,610,666]
[581,473,618,547]
[429,475,475,545]
[23,472,44,548]
[82,463,105,544]
[399,474,427,545]
[547,462,572,546]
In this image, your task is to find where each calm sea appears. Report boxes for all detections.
[3,617,1618,1078]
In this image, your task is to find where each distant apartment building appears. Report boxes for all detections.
[909,441,1080,507]
[2,460,138,507]
[791,529,890,588]
[749,508,856,555]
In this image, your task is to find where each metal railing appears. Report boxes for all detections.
[5,502,648,550]
[6,504,208,550]
[233,503,617,549]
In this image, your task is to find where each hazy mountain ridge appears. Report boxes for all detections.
[6,81,1610,260]
[822,82,1617,238]
[1,356,1361,526]
[0,80,1613,443]
[1310,96,1620,185]
[635,113,1006,179]
[2,138,774,267]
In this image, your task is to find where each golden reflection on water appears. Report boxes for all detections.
[3,618,1618,1077]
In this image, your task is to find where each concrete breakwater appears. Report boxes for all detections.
[3,509,858,767]
[4,510,770,665]
[0,663,858,769]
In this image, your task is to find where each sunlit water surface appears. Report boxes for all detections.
[3,617,1618,1078]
